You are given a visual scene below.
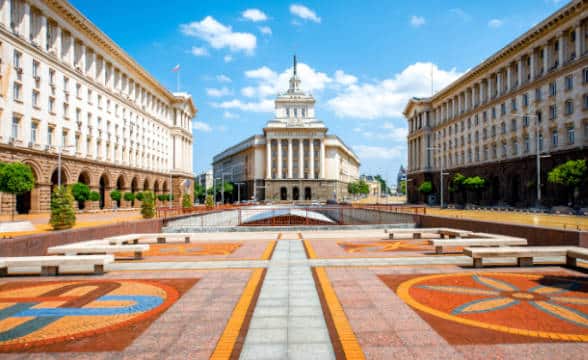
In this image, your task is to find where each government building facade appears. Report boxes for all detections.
[0,0,196,213]
[212,57,360,202]
[405,0,588,207]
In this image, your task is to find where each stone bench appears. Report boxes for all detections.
[108,233,193,244]
[0,255,114,276]
[566,247,588,267]
[47,244,149,259]
[463,246,571,268]
[104,234,142,245]
[429,237,527,254]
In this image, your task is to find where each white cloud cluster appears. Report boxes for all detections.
[488,19,503,28]
[410,15,425,27]
[191,46,209,56]
[242,9,268,22]
[180,16,257,54]
[259,26,272,35]
[327,62,462,119]
[353,145,402,159]
[334,70,357,86]
[206,87,232,97]
[216,74,232,83]
[193,121,212,132]
[289,4,321,23]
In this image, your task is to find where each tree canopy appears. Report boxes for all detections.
[418,181,433,194]
[548,160,587,188]
[0,162,34,196]
[348,180,370,195]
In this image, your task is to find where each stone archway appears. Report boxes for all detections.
[115,175,126,208]
[293,187,300,201]
[76,171,92,210]
[280,187,288,201]
[99,173,110,209]
[131,176,139,207]
[143,178,150,192]
[154,180,160,194]
[50,167,69,191]
[16,160,42,214]
[304,187,312,200]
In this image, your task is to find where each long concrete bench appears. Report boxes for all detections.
[566,247,588,267]
[0,255,114,276]
[464,246,572,268]
[106,233,192,245]
[429,237,528,254]
[386,228,473,240]
[103,234,142,245]
[47,244,149,259]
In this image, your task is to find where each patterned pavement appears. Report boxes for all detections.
[1,229,587,359]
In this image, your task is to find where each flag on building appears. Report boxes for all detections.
[172,64,181,72]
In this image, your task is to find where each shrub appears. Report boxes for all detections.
[71,182,91,209]
[205,194,214,208]
[418,181,433,194]
[89,191,100,201]
[548,159,587,205]
[49,186,76,230]
[123,192,135,202]
[0,162,35,220]
[135,191,144,201]
[157,194,168,202]
[182,194,192,209]
[110,189,122,201]
[141,191,155,219]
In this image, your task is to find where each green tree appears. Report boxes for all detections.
[135,191,144,201]
[449,173,467,204]
[110,189,122,208]
[463,176,486,204]
[89,191,100,202]
[194,183,206,203]
[398,180,406,195]
[140,191,155,219]
[205,194,215,208]
[123,192,135,202]
[71,182,90,209]
[348,180,370,195]
[547,159,588,206]
[157,194,168,202]
[374,175,389,195]
[418,181,433,194]
[49,186,76,230]
[182,193,192,209]
[0,162,35,220]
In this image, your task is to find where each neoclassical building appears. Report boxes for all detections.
[405,0,588,206]
[212,57,360,202]
[0,0,196,214]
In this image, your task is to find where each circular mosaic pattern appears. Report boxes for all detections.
[396,272,588,341]
[0,280,178,351]
[338,240,429,253]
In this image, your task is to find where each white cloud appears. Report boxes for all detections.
[193,121,212,132]
[224,55,233,63]
[259,26,272,35]
[290,4,321,23]
[488,19,503,28]
[216,74,232,83]
[180,16,257,54]
[361,123,408,141]
[190,46,209,56]
[242,9,268,22]
[327,62,463,119]
[223,111,239,119]
[206,87,232,97]
[353,145,402,159]
[450,8,472,22]
[334,70,357,86]
[410,15,426,27]
[212,99,274,112]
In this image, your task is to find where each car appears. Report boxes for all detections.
[311,201,321,206]
[326,199,337,205]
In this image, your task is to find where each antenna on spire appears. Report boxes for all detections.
[293,54,297,76]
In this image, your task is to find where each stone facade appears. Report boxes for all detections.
[212,57,360,203]
[0,0,196,213]
[405,0,588,206]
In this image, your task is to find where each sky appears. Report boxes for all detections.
[70,0,568,186]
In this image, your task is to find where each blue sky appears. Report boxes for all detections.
[70,0,566,186]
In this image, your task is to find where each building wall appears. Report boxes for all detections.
[405,0,588,205]
[0,0,196,212]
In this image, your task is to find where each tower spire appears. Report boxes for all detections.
[293,54,297,76]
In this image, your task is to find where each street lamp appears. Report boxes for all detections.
[512,113,550,207]
[235,182,245,203]
[57,144,75,188]
[426,147,449,208]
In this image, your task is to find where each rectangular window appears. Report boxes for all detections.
[511,119,517,131]
[549,105,557,120]
[549,81,557,97]
[501,122,506,134]
[76,83,81,98]
[32,60,40,78]
[524,137,530,153]
[583,67,588,83]
[565,75,573,90]
[13,82,21,101]
[32,90,39,107]
[492,107,496,119]
[48,97,55,113]
[13,50,21,69]
[31,122,38,143]
[565,100,574,115]
[48,127,54,146]
[552,130,558,146]
[11,116,20,139]
[49,69,56,85]
[585,95,588,109]
[63,77,69,92]
[539,133,544,151]
[501,103,506,115]
[522,93,528,107]
[523,115,529,127]
[568,128,575,145]
[511,98,517,111]
[535,87,542,102]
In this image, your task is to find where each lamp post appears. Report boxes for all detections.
[512,113,550,207]
[426,147,449,208]
[235,182,245,203]
[57,145,75,188]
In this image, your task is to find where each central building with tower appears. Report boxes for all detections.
[212,57,360,202]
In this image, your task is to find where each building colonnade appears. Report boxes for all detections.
[265,137,326,180]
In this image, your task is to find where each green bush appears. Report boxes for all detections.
[71,182,91,209]
[89,191,100,201]
[0,162,35,220]
[123,192,135,202]
[418,181,433,194]
[157,194,168,202]
[548,159,587,205]
[49,186,76,230]
[182,194,192,208]
[205,194,214,208]
[135,191,144,201]
[110,189,122,201]
[141,191,155,219]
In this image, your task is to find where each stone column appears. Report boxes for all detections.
[558,32,566,67]
[320,139,325,179]
[543,45,549,73]
[39,14,47,50]
[576,23,583,58]
[287,138,293,178]
[506,65,512,92]
[529,51,536,80]
[266,140,271,179]
[309,139,315,179]
[479,81,484,104]
[1,0,10,28]
[496,71,502,96]
[54,26,62,59]
[277,139,283,179]
[299,139,304,178]
[517,59,523,86]
[22,1,30,39]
